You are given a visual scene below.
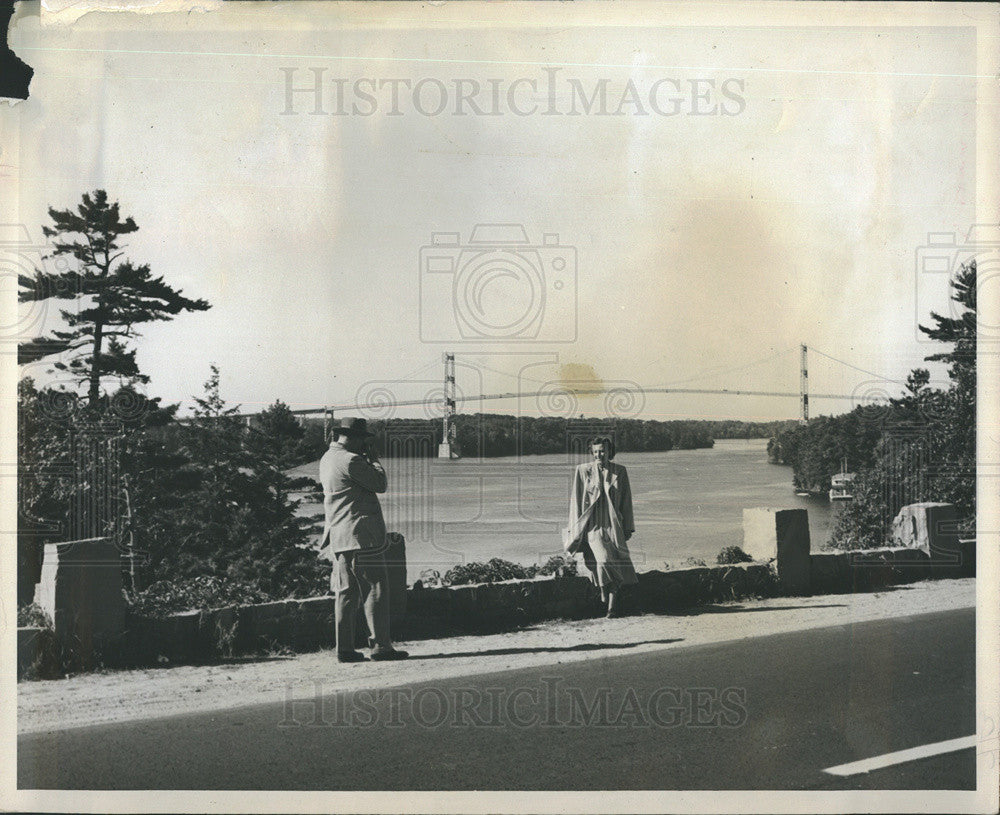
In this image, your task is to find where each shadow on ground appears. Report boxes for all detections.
[671,603,848,616]
[411,637,683,660]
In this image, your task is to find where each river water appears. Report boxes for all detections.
[356,438,832,582]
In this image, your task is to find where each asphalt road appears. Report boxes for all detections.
[19,607,976,790]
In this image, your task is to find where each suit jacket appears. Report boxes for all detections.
[564,461,634,554]
[319,444,388,556]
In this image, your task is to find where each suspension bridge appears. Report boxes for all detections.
[223,344,906,459]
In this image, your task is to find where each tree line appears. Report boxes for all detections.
[17,192,328,609]
[768,261,977,549]
[292,416,800,463]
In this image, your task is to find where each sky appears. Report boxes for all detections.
[7,5,981,422]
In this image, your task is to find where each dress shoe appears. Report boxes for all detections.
[337,650,367,663]
[370,647,409,661]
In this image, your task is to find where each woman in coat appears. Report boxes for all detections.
[564,436,638,617]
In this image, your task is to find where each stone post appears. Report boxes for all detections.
[385,532,408,631]
[35,537,126,666]
[742,508,811,595]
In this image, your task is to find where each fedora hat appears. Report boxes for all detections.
[331,416,375,438]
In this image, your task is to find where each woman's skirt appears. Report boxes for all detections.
[580,527,638,601]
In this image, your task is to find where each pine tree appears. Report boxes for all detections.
[919,258,977,523]
[18,190,210,407]
[241,400,326,596]
[134,371,327,601]
[189,364,247,475]
[830,258,979,547]
[919,259,976,394]
[247,400,313,513]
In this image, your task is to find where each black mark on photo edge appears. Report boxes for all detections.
[1,0,33,101]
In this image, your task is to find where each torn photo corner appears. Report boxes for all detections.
[38,0,225,26]
[2,2,998,814]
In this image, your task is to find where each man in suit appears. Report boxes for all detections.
[320,417,408,663]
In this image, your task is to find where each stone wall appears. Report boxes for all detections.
[810,540,975,595]
[132,540,971,669]
[121,597,338,666]
[119,562,781,666]
[17,541,976,678]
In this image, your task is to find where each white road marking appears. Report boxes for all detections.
[823,735,977,776]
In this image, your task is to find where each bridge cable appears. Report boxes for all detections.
[807,346,906,385]
[651,345,799,389]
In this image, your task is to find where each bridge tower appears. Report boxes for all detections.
[438,352,458,459]
[323,407,334,444]
[800,344,809,424]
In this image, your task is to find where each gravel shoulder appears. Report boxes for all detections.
[18,578,975,735]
